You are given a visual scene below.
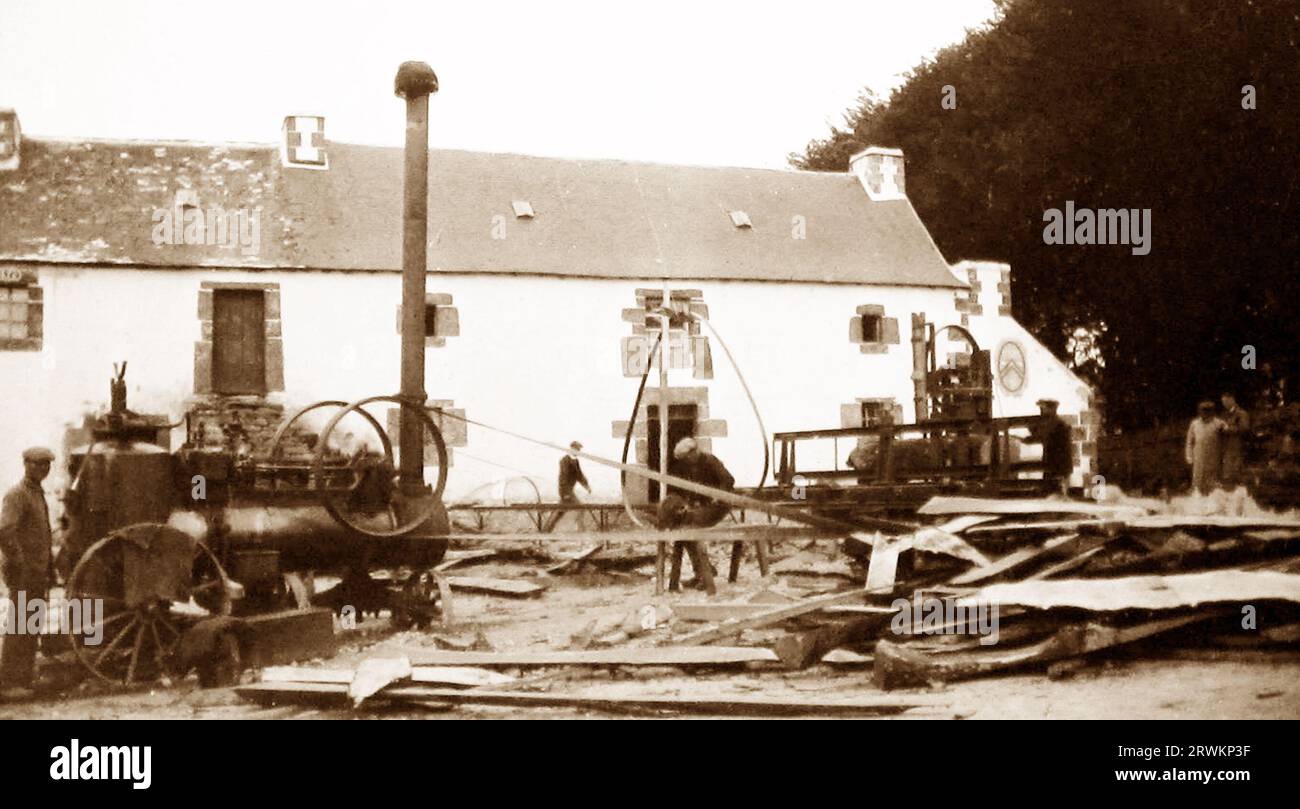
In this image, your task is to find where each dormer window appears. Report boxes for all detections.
[728,210,752,229]
[512,200,535,219]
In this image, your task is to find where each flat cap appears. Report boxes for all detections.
[22,447,54,462]
[673,437,698,459]
[1036,398,1059,408]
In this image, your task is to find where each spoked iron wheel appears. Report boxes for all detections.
[66,523,231,687]
[312,395,449,538]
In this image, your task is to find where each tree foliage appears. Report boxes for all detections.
[793,0,1299,429]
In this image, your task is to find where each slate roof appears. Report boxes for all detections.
[0,137,963,287]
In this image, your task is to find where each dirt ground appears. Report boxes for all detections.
[3,541,1299,720]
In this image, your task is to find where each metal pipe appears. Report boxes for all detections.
[394,61,439,494]
[655,281,670,593]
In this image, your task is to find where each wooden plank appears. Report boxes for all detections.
[918,496,1148,519]
[866,534,901,590]
[822,648,873,666]
[966,514,1300,535]
[236,682,942,717]
[1025,546,1105,580]
[935,514,1001,534]
[433,549,497,572]
[1128,514,1300,530]
[850,526,991,566]
[961,570,1300,612]
[406,646,781,668]
[261,665,515,688]
[773,614,891,669]
[965,518,1117,535]
[820,605,899,616]
[950,546,1043,586]
[447,577,546,598]
[949,534,1079,586]
[672,602,781,622]
[544,545,602,575]
[874,612,1212,689]
[443,525,836,544]
[350,657,412,706]
[670,587,887,647]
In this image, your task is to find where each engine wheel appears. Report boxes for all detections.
[66,524,231,687]
[312,395,449,538]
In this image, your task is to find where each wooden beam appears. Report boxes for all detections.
[261,664,515,688]
[949,534,1080,586]
[349,657,412,706]
[405,646,781,668]
[772,614,891,669]
[961,570,1300,611]
[672,602,783,622]
[433,549,498,572]
[544,545,602,575]
[873,612,1214,689]
[918,496,1148,519]
[442,526,836,544]
[670,587,891,647]
[447,577,546,598]
[236,682,943,717]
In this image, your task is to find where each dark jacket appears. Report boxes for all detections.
[557,455,589,498]
[679,452,735,504]
[0,479,52,588]
[1029,416,1073,478]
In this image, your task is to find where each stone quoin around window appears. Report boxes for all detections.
[849,304,899,354]
[395,293,459,348]
[621,288,712,379]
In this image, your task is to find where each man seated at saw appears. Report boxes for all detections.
[658,437,734,529]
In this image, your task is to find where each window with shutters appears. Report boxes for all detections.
[849,304,899,354]
[0,271,42,351]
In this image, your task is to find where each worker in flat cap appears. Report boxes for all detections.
[1025,399,1073,496]
[1186,400,1226,495]
[0,447,55,699]
[543,441,592,532]
[659,437,734,590]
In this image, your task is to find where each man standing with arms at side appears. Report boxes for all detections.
[544,441,590,532]
[1219,391,1250,491]
[1026,399,1073,496]
[0,447,55,700]
[1185,400,1225,496]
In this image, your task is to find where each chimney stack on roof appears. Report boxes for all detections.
[849,146,905,201]
[281,115,328,170]
[0,108,20,172]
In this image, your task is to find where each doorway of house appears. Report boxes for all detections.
[646,403,699,503]
[212,289,266,395]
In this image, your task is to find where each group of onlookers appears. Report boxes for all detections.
[1185,392,1251,495]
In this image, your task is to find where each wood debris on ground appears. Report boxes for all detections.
[232,492,1300,716]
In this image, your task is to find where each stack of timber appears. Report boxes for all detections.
[659,495,1300,688]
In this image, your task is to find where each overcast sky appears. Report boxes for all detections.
[0,0,997,169]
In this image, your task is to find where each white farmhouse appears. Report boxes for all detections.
[0,110,1099,510]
